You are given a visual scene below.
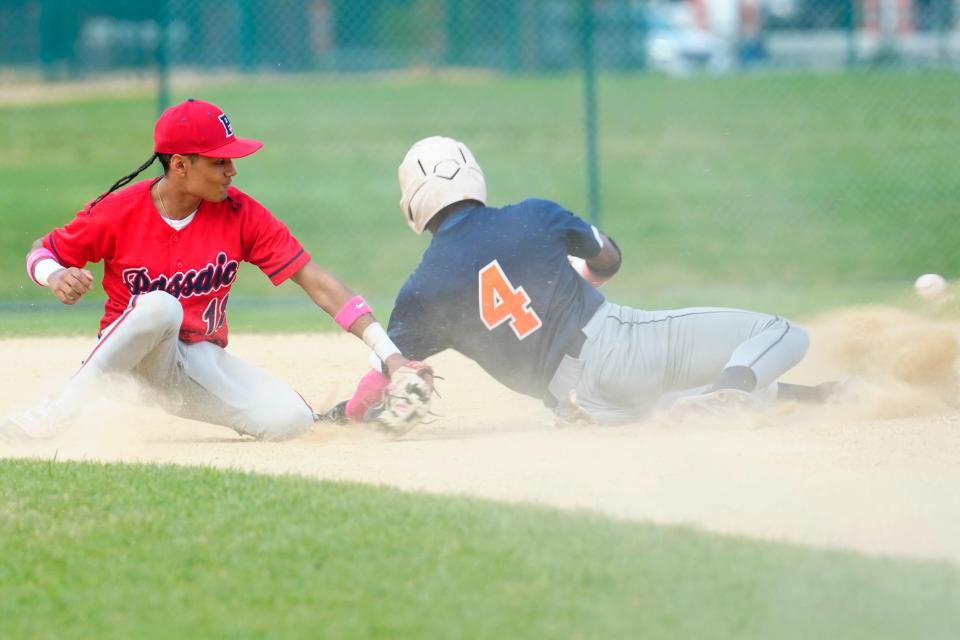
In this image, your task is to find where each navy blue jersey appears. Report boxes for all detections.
[387,198,605,400]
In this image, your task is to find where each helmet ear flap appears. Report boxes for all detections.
[398,136,486,234]
[400,179,427,230]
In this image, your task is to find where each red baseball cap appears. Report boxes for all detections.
[153,98,263,158]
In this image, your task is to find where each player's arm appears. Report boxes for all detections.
[543,200,621,287]
[290,260,411,377]
[568,228,622,287]
[330,285,440,424]
[585,231,621,276]
[26,237,94,306]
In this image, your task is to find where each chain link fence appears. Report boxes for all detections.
[2,0,959,308]
[8,0,960,75]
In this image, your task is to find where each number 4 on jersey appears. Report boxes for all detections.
[478,260,542,340]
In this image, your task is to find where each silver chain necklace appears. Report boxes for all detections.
[155,179,172,219]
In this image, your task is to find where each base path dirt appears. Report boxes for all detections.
[2,306,959,565]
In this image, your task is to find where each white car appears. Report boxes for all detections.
[640,4,731,75]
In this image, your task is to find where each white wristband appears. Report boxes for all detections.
[567,255,610,288]
[33,258,64,287]
[361,322,401,363]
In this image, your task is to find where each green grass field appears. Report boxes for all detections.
[2,459,958,640]
[2,71,960,332]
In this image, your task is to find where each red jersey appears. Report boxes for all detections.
[44,178,310,347]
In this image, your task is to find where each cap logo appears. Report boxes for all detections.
[218,113,234,138]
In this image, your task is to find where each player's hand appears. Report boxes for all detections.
[384,354,434,388]
[48,267,94,305]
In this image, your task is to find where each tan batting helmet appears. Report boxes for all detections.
[398,136,487,234]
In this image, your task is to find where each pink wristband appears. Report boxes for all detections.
[334,295,373,331]
[26,248,59,287]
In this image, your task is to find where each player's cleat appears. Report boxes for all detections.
[777,377,861,404]
[0,418,30,444]
[668,388,763,421]
[0,402,62,443]
[811,380,844,402]
[314,400,350,425]
[815,377,865,402]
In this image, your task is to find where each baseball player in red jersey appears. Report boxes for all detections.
[2,98,431,442]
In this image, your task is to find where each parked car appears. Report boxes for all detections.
[640,3,731,75]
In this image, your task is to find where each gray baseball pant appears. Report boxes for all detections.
[547,301,809,423]
[42,290,314,440]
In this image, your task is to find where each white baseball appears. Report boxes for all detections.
[914,273,947,300]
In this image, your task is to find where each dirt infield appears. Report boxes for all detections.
[2,306,959,564]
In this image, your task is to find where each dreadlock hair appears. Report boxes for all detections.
[90,153,159,208]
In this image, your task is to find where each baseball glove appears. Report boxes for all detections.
[377,360,434,435]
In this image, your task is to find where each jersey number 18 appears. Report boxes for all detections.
[478,260,542,340]
[202,294,229,335]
